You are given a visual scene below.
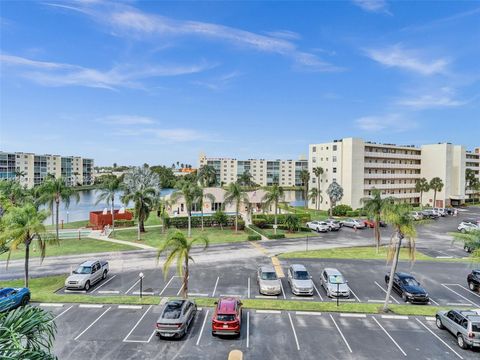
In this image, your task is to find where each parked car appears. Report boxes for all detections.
[384,272,429,304]
[341,219,366,229]
[155,299,197,338]
[445,207,455,215]
[467,270,480,291]
[436,309,480,349]
[0,287,30,312]
[257,266,282,296]
[287,264,314,296]
[363,219,386,228]
[320,268,350,298]
[421,209,439,219]
[433,208,447,217]
[306,221,330,233]
[325,219,342,231]
[211,297,242,336]
[65,259,109,291]
[458,221,479,234]
[410,211,424,221]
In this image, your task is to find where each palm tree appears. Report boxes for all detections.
[0,204,55,288]
[283,214,300,232]
[308,188,322,210]
[382,203,417,312]
[313,167,324,209]
[326,181,344,217]
[0,305,57,360]
[415,178,429,209]
[361,189,395,253]
[154,195,172,234]
[429,177,444,207]
[197,165,217,187]
[197,189,216,231]
[171,180,201,237]
[238,171,255,187]
[262,185,285,235]
[224,182,249,232]
[299,170,310,208]
[157,230,209,299]
[0,180,29,206]
[36,177,79,240]
[95,177,122,236]
[122,167,161,241]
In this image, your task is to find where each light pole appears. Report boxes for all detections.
[139,272,144,298]
[67,211,69,224]
[336,283,340,307]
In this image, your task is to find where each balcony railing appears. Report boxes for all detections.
[364,183,417,190]
[364,173,421,179]
[364,162,421,169]
[365,152,421,160]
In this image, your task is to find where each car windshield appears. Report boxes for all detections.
[261,272,278,280]
[402,278,420,287]
[217,314,236,322]
[294,271,310,280]
[328,275,345,284]
[162,302,184,319]
[472,323,480,332]
[73,266,91,274]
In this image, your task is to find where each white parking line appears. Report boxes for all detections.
[196,310,210,346]
[211,276,220,297]
[429,298,440,306]
[280,280,286,300]
[374,281,400,304]
[446,303,472,306]
[177,283,185,296]
[159,276,176,296]
[91,274,117,293]
[288,313,300,351]
[52,305,73,321]
[330,298,357,302]
[132,291,155,296]
[441,284,479,307]
[146,329,157,343]
[248,277,251,299]
[40,303,64,307]
[118,305,143,309]
[312,282,323,301]
[219,294,242,298]
[415,319,464,359]
[295,311,322,316]
[255,295,278,299]
[246,311,250,348]
[340,313,366,318]
[256,310,281,314]
[367,299,392,303]
[188,293,209,297]
[381,315,409,320]
[74,307,111,341]
[124,278,141,295]
[98,290,120,294]
[122,305,153,343]
[449,284,480,299]
[79,304,104,308]
[425,316,436,321]
[329,315,353,353]
[371,316,407,356]
[349,288,361,302]
[289,297,314,300]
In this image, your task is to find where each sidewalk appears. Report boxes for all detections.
[89,230,156,250]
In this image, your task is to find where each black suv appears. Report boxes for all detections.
[467,270,480,292]
[385,272,429,304]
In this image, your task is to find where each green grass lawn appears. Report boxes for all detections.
[0,238,138,261]
[112,227,250,247]
[45,219,90,230]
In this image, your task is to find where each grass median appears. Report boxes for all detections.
[0,275,459,316]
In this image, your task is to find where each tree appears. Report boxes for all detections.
[415,178,429,208]
[0,180,30,206]
[466,169,480,202]
[154,196,172,234]
[326,181,344,217]
[213,209,228,230]
[299,170,310,208]
[197,188,215,231]
[313,167,324,209]
[382,203,417,312]
[224,182,249,232]
[157,230,208,299]
[0,305,57,360]
[36,177,79,240]
[95,177,122,236]
[0,204,55,288]
[197,165,217,187]
[308,188,322,210]
[122,167,161,240]
[150,166,177,188]
[429,177,444,207]
[171,180,201,238]
[262,185,285,235]
[453,229,480,262]
[237,171,256,187]
[283,214,300,232]
[361,189,395,253]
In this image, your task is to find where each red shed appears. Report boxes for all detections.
[89,210,133,230]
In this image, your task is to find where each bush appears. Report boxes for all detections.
[115,220,134,228]
[268,234,285,239]
[247,234,261,241]
[332,204,353,216]
[283,214,300,232]
[252,219,268,228]
[253,213,311,224]
[346,210,360,217]
[234,219,246,231]
[165,215,236,229]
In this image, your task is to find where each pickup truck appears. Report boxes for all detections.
[65,259,109,291]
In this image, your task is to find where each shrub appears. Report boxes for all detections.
[165,215,236,229]
[115,219,134,228]
[346,210,360,217]
[252,219,268,228]
[332,204,353,216]
[212,210,228,229]
[247,234,261,241]
[268,234,285,239]
[283,214,300,232]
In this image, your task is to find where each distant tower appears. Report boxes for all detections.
[199,152,207,167]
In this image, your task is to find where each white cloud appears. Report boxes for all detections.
[99,115,156,125]
[365,44,449,75]
[352,0,391,14]
[150,128,206,142]
[355,114,418,132]
[397,88,467,109]
[193,71,242,91]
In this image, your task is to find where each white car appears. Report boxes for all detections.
[458,222,479,233]
[433,208,447,217]
[410,211,424,220]
[341,219,366,229]
[306,221,330,233]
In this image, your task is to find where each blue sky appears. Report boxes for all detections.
[1,0,479,166]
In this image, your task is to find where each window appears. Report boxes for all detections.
[333,167,337,173]
[312,146,316,152]
[333,145,337,151]
[332,156,337,162]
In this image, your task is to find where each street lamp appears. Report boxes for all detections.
[67,211,69,224]
[139,272,144,298]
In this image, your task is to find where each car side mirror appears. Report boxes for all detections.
[214,301,218,305]
[239,302,243,306]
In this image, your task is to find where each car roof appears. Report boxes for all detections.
[324,268,342,275]
[0,288,14,295]
[80,260,97,266]
[396,272,414,279]
[291,264,307,271]
[259,265,275,273]
[217,297,238,314]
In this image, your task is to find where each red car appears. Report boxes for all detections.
[363,219,386,228]
[211,297,242,336]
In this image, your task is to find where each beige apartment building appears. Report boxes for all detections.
[308,138,478,210]
[199,153,308,187]
[465,148,480,202]
[0,151,94,188]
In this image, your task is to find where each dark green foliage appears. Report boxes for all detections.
[332,204,353,216]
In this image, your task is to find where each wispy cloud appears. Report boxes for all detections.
[99,115,156,125]
[193,71,242,91]
[46,1,341,72]
[112,126,209,142]
[355,114,418,132]
[0,54,212,89]
[396,87,468,109]
[264,30,301,40]
[365,44,449,75]
[352,0,391,15]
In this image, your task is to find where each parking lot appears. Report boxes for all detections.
[38,302,478,360]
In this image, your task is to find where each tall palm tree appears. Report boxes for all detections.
[36,177,79,240]
[361,189,395,253]
[262,185,285,235]
[415,178,429,209]
[313,167,324,209]
[429,177,444,207]
[0,180,29,206]
[0,305,57,360]
[157,230,209,299]
[197,189,216,231]
[154,195,172,234]
[171,180,202,237]
[95,177,122,236]
[224,182,249,232]
[122,167,161,241]
[197,165,217,187]
[238,171,255,187]
[299,169,310,208]
[0,204,55,287]
[382,203,417,312]
[308,188,322,210]
[326,181,344,217]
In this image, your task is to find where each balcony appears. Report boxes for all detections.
[364,183,417,190]
[364,162,421,169]
[365,152,421,160]
[364,173,421,179]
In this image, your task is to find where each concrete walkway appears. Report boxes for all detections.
[89,230,155,250]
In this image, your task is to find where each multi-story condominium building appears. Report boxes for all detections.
[199,153,308,187]
[464,148,479,202]
[0,151,94,188]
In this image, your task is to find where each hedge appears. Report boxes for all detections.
[115,220,134,228]
[346,210,360,217]
[268,234,286,239]
[253,213,311,223]
[332,205,353,216]
[165,215,245,230]
[247,234,262,241]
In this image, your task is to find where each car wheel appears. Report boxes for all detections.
[436,316,445,329]
[211,331,216,337]
[469,282,477,291]
[102,270,107,280]
[84,281,90,291]
[20,295,30,306]
[457,334,468,349]
[402,292,408,302]
[385,276,389,285]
